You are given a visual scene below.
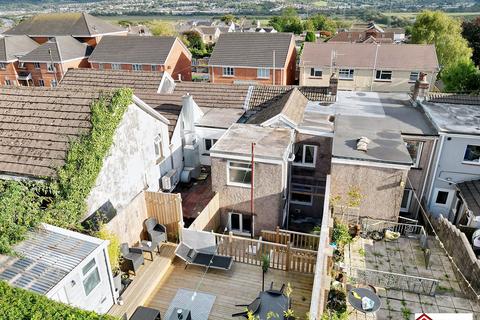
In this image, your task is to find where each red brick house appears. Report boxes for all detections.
[17,36,91,87]
[0,35,39,86]
[208,32,297,85]
[3,12,127,47]
[88,36,192,81]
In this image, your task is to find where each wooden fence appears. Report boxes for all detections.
[261,227,320,251]
[145,191,183,242]
[214,232,317,273]
[188,193,220,232]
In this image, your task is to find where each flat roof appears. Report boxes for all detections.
[298,101,335,135]
[196,108,244,129]
[210,123,292,161]
[421,101,480,135]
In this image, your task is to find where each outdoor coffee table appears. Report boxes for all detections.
[138,240,160,261]
[254,291,289,319]
[347,288,381,313]
[169,308,192,320]
[130,306,161,320]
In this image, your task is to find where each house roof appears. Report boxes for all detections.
[89,35,179,65]
[0,224,103,295]
[246,88,308,126]
[0,87,103,178]
[209,32,294,68]
[427,93,480,106]
[3,12,125,37]
[0,35,39,62]
[457,179,480,217]
[195,26,218,35]
[19,36,90,63]
[301,42,439,71]
[210,123,293,161]
[328,31,395,43]
[248,85,334,109]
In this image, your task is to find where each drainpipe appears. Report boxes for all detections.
[370,44,379,92]
[426,134,446,210]
[272,50,276,85]
[250,142,255,239]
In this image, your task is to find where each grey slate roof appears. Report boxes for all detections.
[0,224,101,295]
[19,36,90,63]
[89,35,178,64]
[209,32,294,68]
[3,12,125,37]
[0,87,103,178]
[458,179,480,217]
[0,35,39,62]
[427,92,480,106]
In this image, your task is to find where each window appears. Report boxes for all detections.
[111,63,121,70]
[132,64,142,71]
[47,63,55,73]
[400,189,413,212]
[257,68,270,79]
[375,70,392,81]
[293,144,317,167]
[151,65,158,72]
[50,80,57,87]
[204,138,218,152]
[223,67,234,77]
[434,190,451,206]
[33,62,41,69]
[82,258,101,296]
[38,79,45,87]
[405,140,423,168]
[0,63,5,70]
[4,80,12,86]
[463,145,480,164]
[227,161,252,187]
[290,184,313,205]
[409,71,420,82]
[228,212,252,235]
[18,62,25,69]
[98,63,104,70]
[154,134,163,160]
[338,69,354,80]
[310,68,322,78]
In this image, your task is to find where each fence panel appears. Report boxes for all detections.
[188,193,220,232]
[261,227,320,251]
[145,191,183,241]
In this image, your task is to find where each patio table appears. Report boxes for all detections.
[254,291,289,319]
[130,306,161,320]
[347,288,381,314]
[168,308,192,320]
[138,240,160,261]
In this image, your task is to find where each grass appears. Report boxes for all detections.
[313,1,328,7]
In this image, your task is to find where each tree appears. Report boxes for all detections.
[410,10,472,69]
[462,17,480,67]
[309,14,338,34]
[220,14,237,24]
[442,59,480,93]
[182,30,210,58]
[268,7,304,34]
[305,31,316,42]
[146,20,175,36]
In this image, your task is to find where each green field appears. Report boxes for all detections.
[99,14,272,25]
[387,11,480,19]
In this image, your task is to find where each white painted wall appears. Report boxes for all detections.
[86,103,170,217]
[195,126,228,166]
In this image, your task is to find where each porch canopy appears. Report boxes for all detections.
[457,179,480,217]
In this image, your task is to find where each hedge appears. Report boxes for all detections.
[0,281,117,320]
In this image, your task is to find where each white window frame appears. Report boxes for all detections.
[310,67,322,78]
[0,63,5,70]
[375,70,392,81]
[405,140,423,168]
[18,62,25,69]
[47,63,55,73]
[463,144,480,165]
[132,64,142,71]
[433,188,453,208]
[82,258,101,296]
[154,134,163,161]
[4,79,12,86]
[228,212,252,236]
[409,71,420,82]
[151,64,158,72]
[290,183,313,206]
[50,80,57,87]
[111,63,121,70]
[227,160,252,188]
[204,138,218,153]
[338,68,354,80]
[400,189,413,212]
[38,79,45,87]
[98,63,104,70]
[223,67,234,77]
[257,68,270,79]
[33,62,41,69]
[293,144,317,168]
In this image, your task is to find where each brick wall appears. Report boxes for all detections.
[23,58,90,86]
[164,39,192,81]
[0,62,18,85]
[210,66,285,85]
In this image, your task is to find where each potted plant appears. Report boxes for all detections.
[96,226,122,297]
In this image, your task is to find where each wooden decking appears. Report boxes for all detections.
[145,259,314,319]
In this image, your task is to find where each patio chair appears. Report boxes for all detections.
[120,243,144,276]
[144,217,167,246]
[232,297,261,317]
[175,242,233,271]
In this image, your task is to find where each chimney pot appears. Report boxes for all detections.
[412,72,430,102]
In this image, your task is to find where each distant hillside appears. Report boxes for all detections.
[0,0,100,3]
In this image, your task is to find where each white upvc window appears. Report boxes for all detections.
[98,63,104,70]
[47,63,55,73]
[33,62,41,69]
[293,144,317,167]
[228,212,252,235]
[223,67,234,77]
[4,79,12,86]
[400,189,413,212]
[338,68,354,80]
[310,67,322,78]
[257,68,270,79]
[409,71,420,82]
[132,64,142,71]
[18,62,25,69]
[463,144,480,164]
[50,80,58,87]
[404,140,423,168]
[154,134,163,161]
[433,188,452,208]
[111,63,121,70]
[151,64,159,72]
[375,70,392,81]
[227,161,252,187]
[290,183,313,206]
[82,258,101,296]
[38,79,45,87]
[0,63,5,70]
[204,138,218,152]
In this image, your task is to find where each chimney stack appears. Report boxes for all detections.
[412,72,429,102]
[329,72,338,97]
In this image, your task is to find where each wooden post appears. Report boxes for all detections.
[286,242,291,271]
[275,226,280,244]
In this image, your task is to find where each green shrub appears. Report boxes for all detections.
[0,281,117,320]
[332,221,352,247]
[96,226,121,274]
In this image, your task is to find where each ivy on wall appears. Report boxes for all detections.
[0,88,133,254]
[0,281,118,320]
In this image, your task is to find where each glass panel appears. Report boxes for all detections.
[230,162,251,169]
[230,213,240,230]
[405,140,420,166]
[294,144,303,163]
[401,190,411,209]
[82,259,96,275]
[291,192,312,204]
[83,267,100,296]
[229,168,252,184]
[464,145,480,162]
[409,72,419,81]
[436,191,449,205]
[205,139,212,151]
[242,214,252,232]
[304,146,315,164]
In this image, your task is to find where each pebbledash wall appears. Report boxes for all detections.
[85,102,172,244]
